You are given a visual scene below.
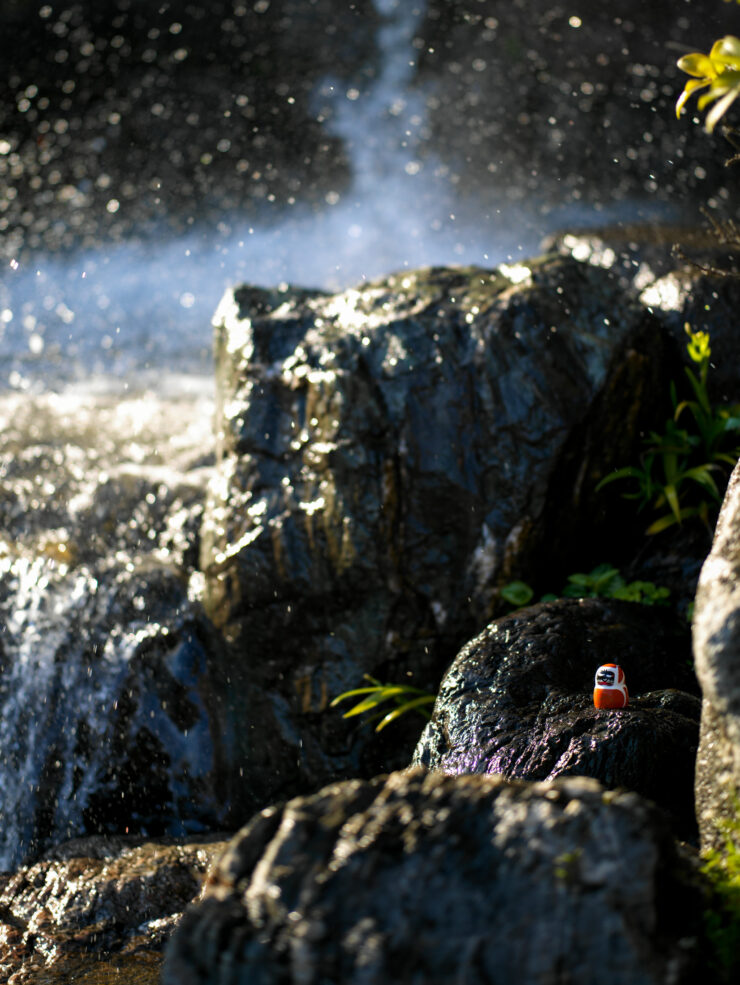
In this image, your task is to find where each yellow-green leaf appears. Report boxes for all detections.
[376,695,435,731]
[677,52,719,78]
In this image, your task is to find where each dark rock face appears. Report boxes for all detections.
[201,256,670,811]
[162,769,704,985]
[412,598,700,837]
[0,834,227,985]
[693,461,740,851]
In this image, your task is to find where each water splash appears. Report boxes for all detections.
[0,0,545,394]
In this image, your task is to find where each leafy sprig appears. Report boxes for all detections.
[676,35,740,133]
[330,675,435,732]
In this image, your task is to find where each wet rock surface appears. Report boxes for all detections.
[693,461,740,852]
[201,255,670,811]
[162,769,705,985]
[0,833,227,985]
[412,598,700,837]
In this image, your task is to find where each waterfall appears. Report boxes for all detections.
[0,389,219,868]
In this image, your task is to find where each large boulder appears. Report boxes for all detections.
[412,598,700,837]
[162,769,705,985]
[693,460,740,851]
[0,833,227,984]
[201,255,671,811]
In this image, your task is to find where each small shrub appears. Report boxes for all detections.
[501,564,670,611]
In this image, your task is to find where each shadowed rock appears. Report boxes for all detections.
[693,460,740,851]
[162,769,704,985]
[201,256,670,812]
[412,598,700,837]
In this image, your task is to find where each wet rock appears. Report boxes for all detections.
[412,598,700,837]
[545,224,738,300]
[693,461,740,851]
[162,769,704,985]
[0,833,227,985]
[201,256,671,811]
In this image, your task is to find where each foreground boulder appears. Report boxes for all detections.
[201,256,670,810]
[163,769,704,985]
[413,598,700,837]
[0,833,227,985]
[693,460,740,851]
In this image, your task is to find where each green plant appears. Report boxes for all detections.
[559,564,671,604]
[501,564,670,611]
[676,33,740,133]
[330,674,435,732]
[597,325,740,535]
[499,580,535,608]
[700,802,740,980]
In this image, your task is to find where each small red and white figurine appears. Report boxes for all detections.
[593,663,629,709]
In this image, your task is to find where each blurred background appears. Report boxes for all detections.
[0,0,737,389]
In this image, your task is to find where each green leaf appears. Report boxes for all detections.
[339,686,409,718]
[500,580,534,607]
[683,365,712,416]
[595,465,647,491]
[375,694,435,731]
[663,483,682,524]
[683,466,721,500]
[329,685,385,708]
[645,511,682,536]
